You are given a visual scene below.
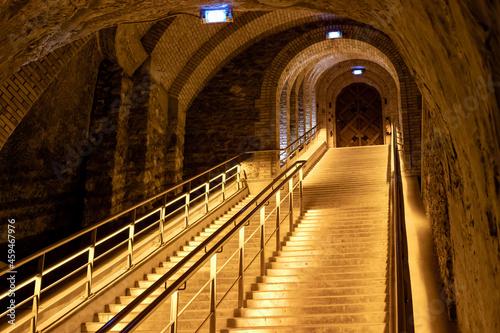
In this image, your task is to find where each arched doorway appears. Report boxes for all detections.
[335,83,384,147]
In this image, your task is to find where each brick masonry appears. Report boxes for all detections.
[0,37,101,254]
[0,36,92,150]
[259,27,421,174]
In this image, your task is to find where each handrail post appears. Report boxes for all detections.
[238,227,245,308]
[288,178,294,233]
[275,190,281,252]
[299,168,304,217]
[222,172,226,202]
[128,209,136,269]
[209,254,217,333]
[169,290,179,333]
[86,229,97,298]
[185,190,190,229]
[159,194,167,245]
[205,178,210,213]
[236,165,241,191]
[31,254,44,333]
[260,206,266,276]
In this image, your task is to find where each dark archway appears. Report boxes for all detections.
[335,83,383,147]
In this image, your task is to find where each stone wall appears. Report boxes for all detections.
[421,104,456,318]
[0,38,101,256]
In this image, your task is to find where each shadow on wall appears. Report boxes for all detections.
[0,39,101,258]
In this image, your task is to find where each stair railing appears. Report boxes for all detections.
[96,160,306,333]
[0,154,249,333]
[391,123,415,332]
[279,125,318,164]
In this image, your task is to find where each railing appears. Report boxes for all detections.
[280,125,318,164]
[0,154,249,333]
[391,124,414,332]
[97,160,306,333]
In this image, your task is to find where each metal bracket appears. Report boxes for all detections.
[178,282,187,291]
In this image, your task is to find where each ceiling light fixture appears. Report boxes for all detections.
[201,7,233,24]
[327,31,342,39]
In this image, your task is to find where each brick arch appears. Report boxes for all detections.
[168,11,338,113]
[279,40,398,96]
[256,23,419,166]
[319,60,398,124]
[315,60,399,147]
[304,52,398,125]
[263,34,401,139]
[278,40,398,136]
[266,38,398,149]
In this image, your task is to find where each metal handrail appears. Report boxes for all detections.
[280,125,318,162]
[0,154,249,333]
[392,124,414,332]
[96,160,307,333]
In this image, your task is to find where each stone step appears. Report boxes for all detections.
[251,278,388,291]
[272,249,388,257]
[266,266,388,276]
[236,302,387,317]
[257,271,387,283]
[284,233,388,241]
[244,294,389,308]
[246,286,388,300]
[227,312,388,327]
[267,258,387,269]
[221,323,388,333]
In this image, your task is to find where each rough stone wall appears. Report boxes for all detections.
[82,59,165,226]
[0,38,101,255]
[0,37,92,150]
[421,103,456,318]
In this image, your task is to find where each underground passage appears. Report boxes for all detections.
[0,1,499,332]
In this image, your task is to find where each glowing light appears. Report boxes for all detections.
[353,69,364,75]
[327,31,342,39]
[202,8,233,24]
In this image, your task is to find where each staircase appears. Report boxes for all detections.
[223,145,391,332]
[82,193,284,333]
[83,145,391,332]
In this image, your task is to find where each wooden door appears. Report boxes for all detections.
[336,83,384,147]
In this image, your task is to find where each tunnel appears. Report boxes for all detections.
[0,1,499,332]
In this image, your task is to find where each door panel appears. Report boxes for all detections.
[336,83,384,147]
